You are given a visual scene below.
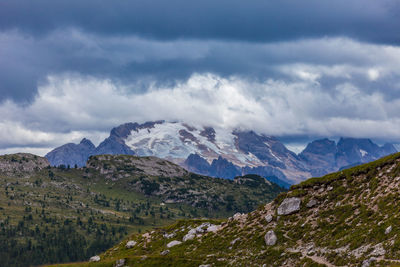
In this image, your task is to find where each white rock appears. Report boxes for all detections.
[196,222,211,233]
[167,240,182,248]
[183,233,195,242]
[207,225,221,233]
[277,197,301,215]
[163,233,176,239]
[265,214,273,223]
[187,228,196,235]
[385,225,392,234]
[199,265,211,267]
[89,255,100,262]
[264,230,277,246]
[327,186,333,191]
[126,240,137,248]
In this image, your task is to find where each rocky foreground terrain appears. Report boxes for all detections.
[59,152,400,266]
[0,153,284,267]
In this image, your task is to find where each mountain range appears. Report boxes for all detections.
[46,121,397,186]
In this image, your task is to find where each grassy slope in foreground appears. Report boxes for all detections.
[0,153,284,267]
[56,152,400,267]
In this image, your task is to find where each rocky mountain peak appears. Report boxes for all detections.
[79,138,95,148]
[301,138,336,155]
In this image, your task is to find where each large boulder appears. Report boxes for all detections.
[264,230,277,246]
[277,197,301,215]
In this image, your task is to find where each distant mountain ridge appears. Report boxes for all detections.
[45,121,397,185]
[299,137,397,177]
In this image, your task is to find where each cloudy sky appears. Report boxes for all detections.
[1,0,400,155]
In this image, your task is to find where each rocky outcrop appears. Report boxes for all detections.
[0,153,49,175]
[87,155,188,179]
[277,197,301,215]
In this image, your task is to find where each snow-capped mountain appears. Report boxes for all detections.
[45,121,397,186]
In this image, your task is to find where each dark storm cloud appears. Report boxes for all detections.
[0,0,399,102]
[1,0,400,154]
[0,0,399,44]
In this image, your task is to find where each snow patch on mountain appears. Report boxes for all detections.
[359,149,368,157]
[124,121,265,167]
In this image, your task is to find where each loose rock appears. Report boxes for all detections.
[265,214,273,223]
[126,240,137,248]
[264,230,277,246]
[306,199,318,208]
[89,255,100,262]
[277,197,301,215]
[385,225,392,234]
[167,240,182,248]
[160,250,170,255]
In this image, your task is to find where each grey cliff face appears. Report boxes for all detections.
[45,138,95,167]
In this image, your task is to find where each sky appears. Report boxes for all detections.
[1,0,400,155]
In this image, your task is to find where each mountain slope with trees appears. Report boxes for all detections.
[59,152,400,266]
[0,153,284,267]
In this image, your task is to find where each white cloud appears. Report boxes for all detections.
[2,35,400,155]
[1,70,400,157]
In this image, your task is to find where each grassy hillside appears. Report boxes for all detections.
[0,153,284,267]
[58,152,400,266]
